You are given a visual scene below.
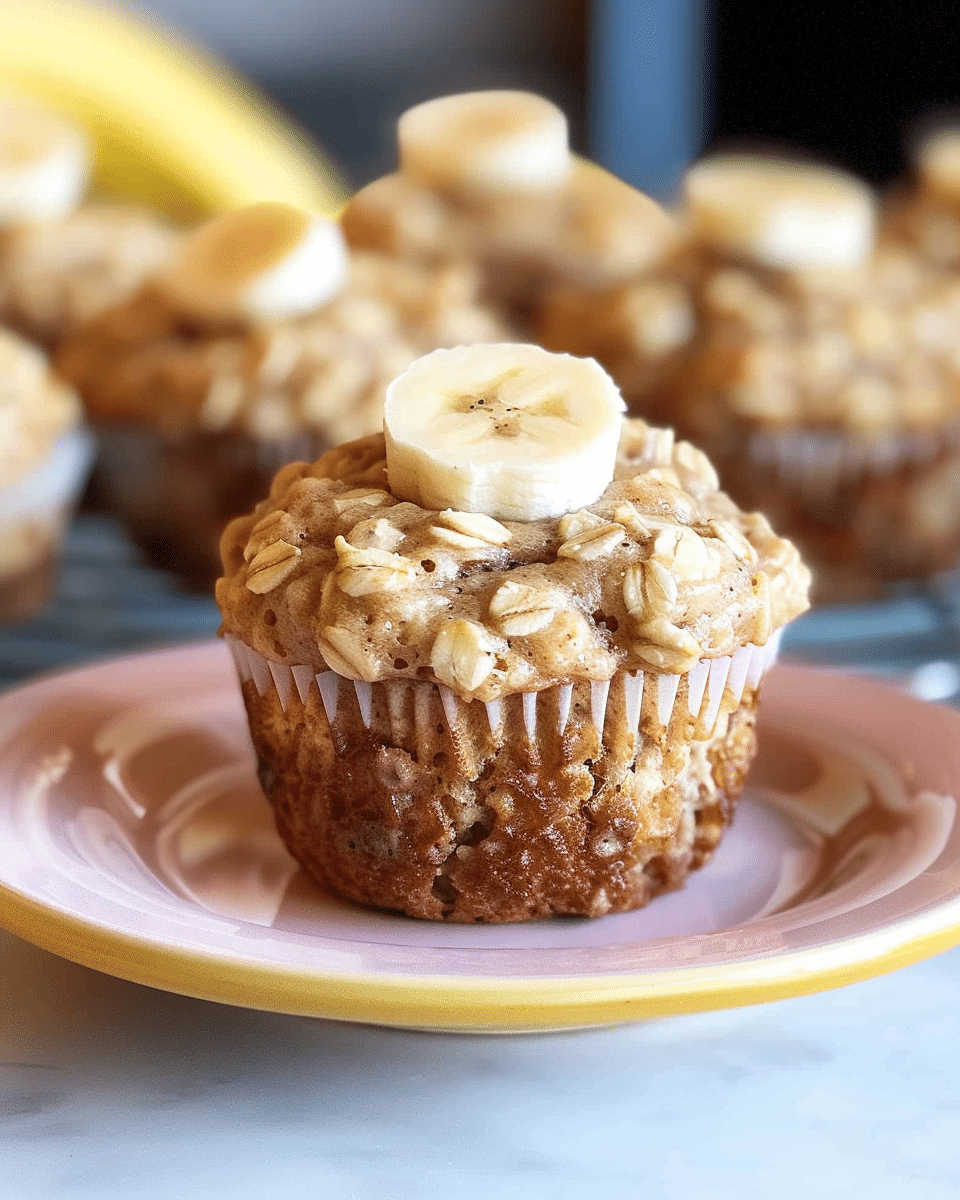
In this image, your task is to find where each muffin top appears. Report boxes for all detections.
[57,203,511,443]
[342,91,678,299]
[0,96,175,348]
[218,384,809,702]
[0,326,81,485]
[676,246,960,433]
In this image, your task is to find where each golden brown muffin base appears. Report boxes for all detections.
[239,665,759,923]
[690,419,960,603]
[95,423,328,590]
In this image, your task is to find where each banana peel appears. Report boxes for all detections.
[0,0,348,221]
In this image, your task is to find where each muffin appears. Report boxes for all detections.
[0,327,93,620]
[0,95,175,349]
[644,154,960,602]
[57,201,511,588]
[536,262,696,416]
[216,343,810,922]
[883,125,960,271]
[342,90,676,327]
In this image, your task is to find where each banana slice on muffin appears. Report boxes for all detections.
[397,90,572,195]
[157,201,349,321]
[684,155,877,270]
[384,342,624,519]
[0,96,89,222]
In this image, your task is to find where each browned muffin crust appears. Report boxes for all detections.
[57,251,509,445]
[243,652,759,921]
[343,162,678,323]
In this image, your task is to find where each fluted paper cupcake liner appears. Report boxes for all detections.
[747,424,960,500]
[0,426,95,621]
[226,629,783,751]
[1,426,95,525]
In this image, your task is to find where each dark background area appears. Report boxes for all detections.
[257,2,960,195]
[708,3,960,184]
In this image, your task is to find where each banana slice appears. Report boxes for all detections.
[684,155,876,270]
[384,343,625,521]
[0,96,88,222]
[397,91,571,196]
[158,202,349,321]
[915,127,960,201]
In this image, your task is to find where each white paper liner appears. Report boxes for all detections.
[748,425,960,500]
[226,628,785,751]
[0,426,95,527]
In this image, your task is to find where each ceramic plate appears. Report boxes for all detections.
[1,642,959,1033]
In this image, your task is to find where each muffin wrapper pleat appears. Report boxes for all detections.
[1,427,95,527]
[225,629,783,752]
[747,424,960,500]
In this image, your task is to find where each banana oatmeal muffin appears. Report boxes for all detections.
[648,154,960,602]
[883,125,960,271]
[342,90,677,326]
[58,201,511,588]
[0,95,174,349]
[0,327,93,620]
[216,343,810,922]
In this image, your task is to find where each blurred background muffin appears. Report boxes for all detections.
[343,90,676,327]
[58,201,512,589]
[0,95,175,351]
[631,155,960,603]
[0,327,93,621]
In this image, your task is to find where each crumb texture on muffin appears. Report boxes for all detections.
[57,250,510,445]
[0,204,175,347]
[243,649,759,921]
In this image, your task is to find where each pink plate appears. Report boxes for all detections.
[1,641,959,1032]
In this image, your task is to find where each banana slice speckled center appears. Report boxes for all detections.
[384,343,625,521]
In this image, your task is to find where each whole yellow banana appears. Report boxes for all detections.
[0,0,348,220]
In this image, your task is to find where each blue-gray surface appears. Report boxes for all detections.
[4,513,960,693]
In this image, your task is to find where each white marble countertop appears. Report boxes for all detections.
[4,927,959,1200]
